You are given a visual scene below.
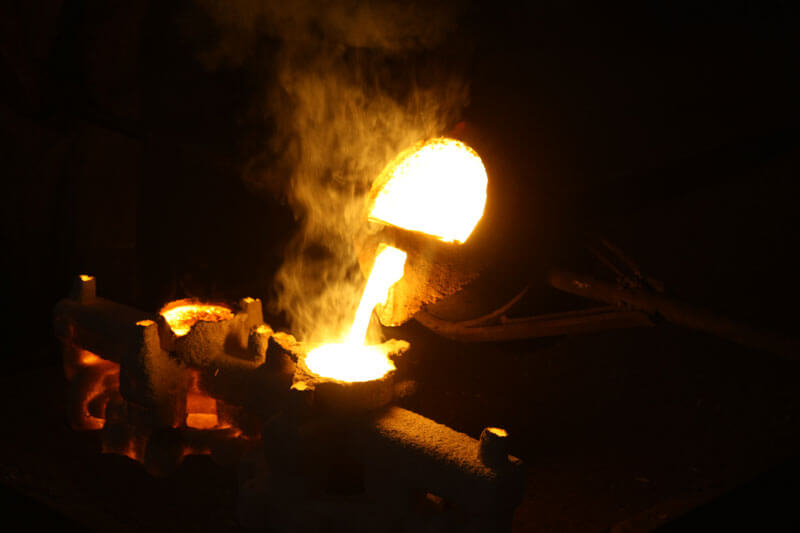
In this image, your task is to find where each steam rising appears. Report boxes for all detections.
[196,0,469,342]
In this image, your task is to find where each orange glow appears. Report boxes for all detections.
[68,348,119,431]
[79,274,94,282]
[487,427,508,437]
[304,245,407,382]
[185,370,226,430]
[79,350,103,366]
[160,300,234,336]
[62,339,247,469]
[102,431,148,463]
[186,413,219,430]
[368,138,488,243]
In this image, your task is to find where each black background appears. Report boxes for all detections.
[1,1,799,531]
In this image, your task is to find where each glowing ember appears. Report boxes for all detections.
[369,137,488,243]
[305,245,407,382]
[160,300,234,337]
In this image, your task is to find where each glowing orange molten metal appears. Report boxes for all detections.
[369,137,488,243]
[305,139,488,382]
[160,300,234,336]
[305,246,407,382]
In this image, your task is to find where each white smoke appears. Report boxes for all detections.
[194,0,469,342]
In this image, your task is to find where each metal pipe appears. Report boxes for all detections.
[549,270,800,360]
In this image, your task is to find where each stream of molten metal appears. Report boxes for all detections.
[347,245,408,345]
[305,138,488,382]
[304,245,407,382]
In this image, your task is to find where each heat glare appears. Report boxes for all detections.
[160,299,234,336]
[305,246,407,382]
[369,137,488,243]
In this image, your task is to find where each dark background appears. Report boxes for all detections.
[1,1,799,531]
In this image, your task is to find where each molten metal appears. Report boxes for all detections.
[305,245,407,382]
[369,137,488,243]
[160,300,234,337]
[347,245,407,344]
[306,139,488,382]
[304,343,395,383]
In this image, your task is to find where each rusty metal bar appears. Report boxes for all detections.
[548,270,800,360]
[415,305,653,342]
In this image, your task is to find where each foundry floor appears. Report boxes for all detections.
[2,323,800,532]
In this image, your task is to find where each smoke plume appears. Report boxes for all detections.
[195,0,469,342]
